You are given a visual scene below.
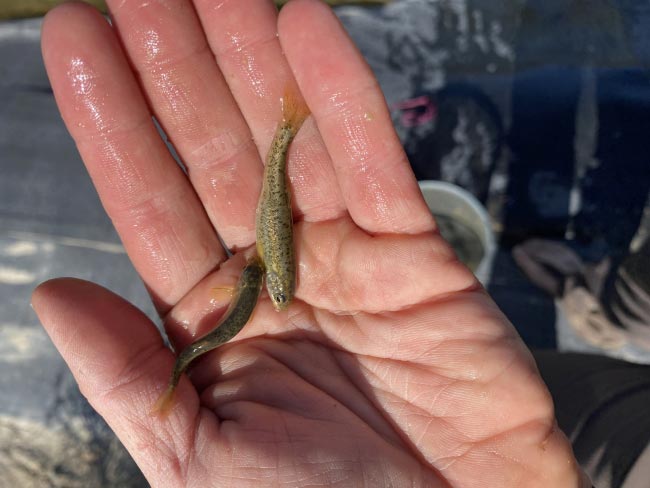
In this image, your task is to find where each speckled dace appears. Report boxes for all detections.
[255,88,310,311]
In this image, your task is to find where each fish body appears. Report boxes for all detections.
[152,257,264,415]
[256,90,309,311]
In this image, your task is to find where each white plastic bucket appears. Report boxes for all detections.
[418,180,496,285]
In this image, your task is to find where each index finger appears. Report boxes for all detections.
[41,3,224,311]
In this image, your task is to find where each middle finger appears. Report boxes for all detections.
[108,0,263,250]
[194,0,345,221]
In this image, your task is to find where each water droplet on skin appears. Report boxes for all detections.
[143,29,162,61]
[68,58,93,96]
[66,57,109,132]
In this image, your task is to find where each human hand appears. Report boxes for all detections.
[33,1,588,486]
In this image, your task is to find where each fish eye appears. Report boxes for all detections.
[274,293,287,304]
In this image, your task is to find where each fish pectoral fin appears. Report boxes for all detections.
[210,285,235,300]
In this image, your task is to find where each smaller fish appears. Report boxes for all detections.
[152,256,264,416]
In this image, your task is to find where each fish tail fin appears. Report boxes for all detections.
[281,84,310,135]
[150,384,177,419]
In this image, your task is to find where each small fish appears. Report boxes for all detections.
[152,256,264,416]
[256,87,309,311]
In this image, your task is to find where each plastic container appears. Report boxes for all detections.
[418,181,496,285]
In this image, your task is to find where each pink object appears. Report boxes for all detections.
[392,95,437,127]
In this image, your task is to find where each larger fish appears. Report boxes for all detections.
[256,88,309,311]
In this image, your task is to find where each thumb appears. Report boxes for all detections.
[32,278,206,485]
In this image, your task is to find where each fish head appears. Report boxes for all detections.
[241,259,264,288]
[266,271,293,311]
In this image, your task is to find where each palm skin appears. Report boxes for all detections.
[33,0,588,486]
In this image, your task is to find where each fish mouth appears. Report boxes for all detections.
[271,293,291,311]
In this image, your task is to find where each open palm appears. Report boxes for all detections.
[33,1,586,486]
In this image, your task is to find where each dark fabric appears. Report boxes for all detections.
[514,238,650,351]
[534,351,650,488]
[604,239,650,348]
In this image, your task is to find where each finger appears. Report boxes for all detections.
[279,0,435,234]
[107,0,262,250]
[41,3,224,311]
[31,278,213,487]
[193,0,346,222]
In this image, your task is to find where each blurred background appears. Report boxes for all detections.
[1,0,649,486]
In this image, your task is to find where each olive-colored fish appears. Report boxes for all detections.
[256,89,309,311]
[152,257,264,416]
